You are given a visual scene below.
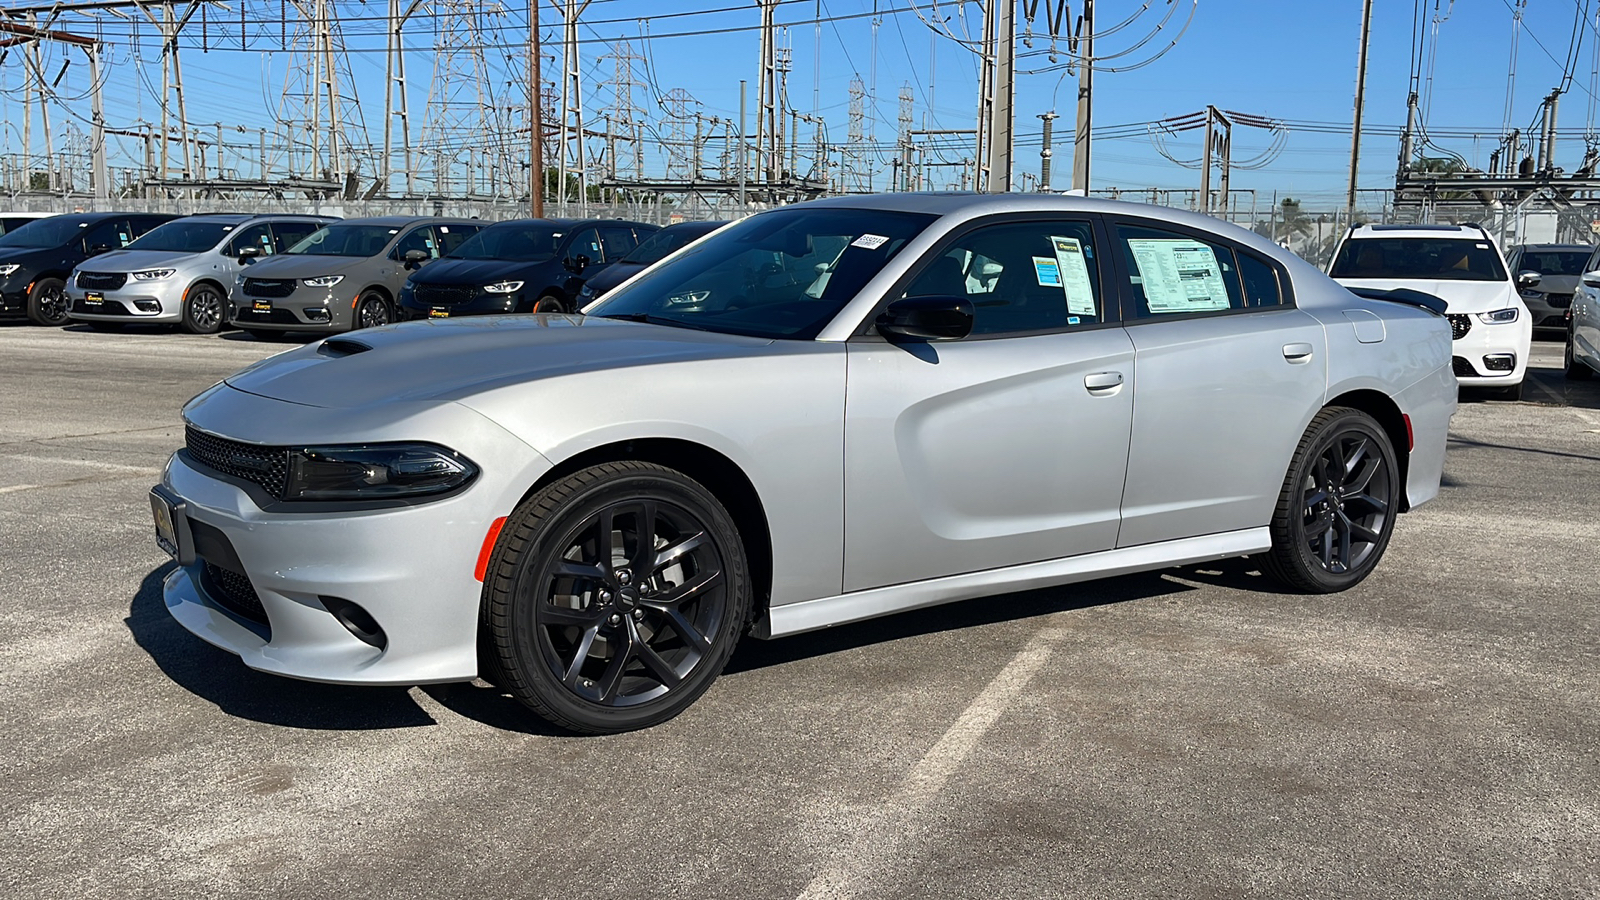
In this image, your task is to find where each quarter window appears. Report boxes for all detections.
[901,220,1105,336]
[1114,223,1244,318]
[1237,251,1286,308]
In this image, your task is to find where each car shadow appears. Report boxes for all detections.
[1447,435,1600,462]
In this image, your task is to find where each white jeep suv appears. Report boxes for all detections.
[1329,223,1531,399]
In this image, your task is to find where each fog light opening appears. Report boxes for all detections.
[1482,353,1515,373]
[134,299,161,313]
[319,596,388,650]
[304,308,332,323]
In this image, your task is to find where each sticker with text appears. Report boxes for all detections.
[851,233,890,250]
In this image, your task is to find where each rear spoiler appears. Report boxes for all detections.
[1344,287,1448,315]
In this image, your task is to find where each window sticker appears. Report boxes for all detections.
[1050,236,1098,316]
[1032,256,1062,286]
[851,233,890,250]
[1126,238,1232,313]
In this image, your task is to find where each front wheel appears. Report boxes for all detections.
[482,461,750,734]
[532,294,566,314]
[354,291,392,330]
[181,283,226,334]
[25,277,68,326]
[1256,407,1399,594]
[1566,325,1594,380]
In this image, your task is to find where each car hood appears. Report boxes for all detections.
[240,253,367,278]
[411,257,551,286]
[77,248,192,272]
[1332,277,1516,313]
[223,314,777,409]
[585,260,645,295]
[1530,274,1581,294]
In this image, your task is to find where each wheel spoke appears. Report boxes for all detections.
[542,602,606,627]
[554,559,606,580]
[1303,488,1328,512]
[1332,513,1353,570]
[1345,455,1380,494]
[594,625,635,703]
[595,508,616,576]
[1346,492,1388,516]
[658,567,724,605]
[652,531,707,573]
[1305,516,1333,537]
[634,640,683,688]
[561,625,600,685]
[664,606,712,651]
[1341,437,1369,480]
[1348,521,1382,545]
[627,500,659,574]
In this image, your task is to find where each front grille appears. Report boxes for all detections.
[72,298,132,315]
[231,307,301,325]
[76,271,127,291]
[1547,293,1573,309]
[185,424,290,499]
[1452,356,1477,377]
[201,560,267,624]
[243,278,297,299]
[413,283,480,306]
[1446,314,1472,340]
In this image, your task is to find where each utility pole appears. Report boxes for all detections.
[385,0,417,198]
[1038,111,1058,191]
[755,0,780,185]
[980,0,1015,192]
[1200,106,1231,214]
[554,0,592,215]
[738,79,747,206]
[1347,0,1373,219]
[1071,0,1093,192]
[529,1,543,216]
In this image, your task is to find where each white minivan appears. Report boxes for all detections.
[1329,223,1532,400]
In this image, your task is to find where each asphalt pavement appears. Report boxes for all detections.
[2,323,1597,899]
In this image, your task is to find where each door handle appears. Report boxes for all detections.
[1084,371,1124,391]
[1282,342,1314,362]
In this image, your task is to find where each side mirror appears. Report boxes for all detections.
[564,253,591,274]
[1516,270,1542,289]
[876,295,974,342]
[237,246,261,265]
[1584,271,1600,289]
[87,243,113,256]
[403,249,430,269]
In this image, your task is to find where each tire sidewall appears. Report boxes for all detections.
[356,292,391,330]
[533,295,565,314]
[27,277,68,326]
[490,464,750,733]
[1280,410,1399,592]
[182,283,225,334]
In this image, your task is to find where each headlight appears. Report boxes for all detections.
[483,280,524,294]
[302,275,345,288]
[1518,288,1543,299]
[578,283,595,299]
[283,443,477,501]
[1477,308,1520,324]
[666,289,711,306]
[131,268,176,281]
[0,264,20,276]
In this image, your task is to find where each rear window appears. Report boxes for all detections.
[1331,237,1507,282]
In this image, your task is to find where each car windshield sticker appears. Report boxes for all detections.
[1050,236,1098,316]
[1032,256,1062,286]
[1127,238,1232,312]
[851,233,889,250]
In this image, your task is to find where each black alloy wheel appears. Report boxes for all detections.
[356,292,392,330]
[182,283,225,334]
[25,277,69,326]
[1258,407,1399,593]
[532,295,565,314]
[483,461,749,733]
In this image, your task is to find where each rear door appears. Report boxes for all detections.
[1107,215,1328,547]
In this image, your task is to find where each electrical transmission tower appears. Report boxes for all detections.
[897,82,914,190]
[844,76,866,193]
[279,0,367,193]
[600,40,646,181]
[419,0,512,199]
[661,88,700,182]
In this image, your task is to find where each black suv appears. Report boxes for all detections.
[0,212,177,325]
[569,220,727,306]
[397,218,656,320]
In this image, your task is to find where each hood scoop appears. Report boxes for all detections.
[318,338,373,358]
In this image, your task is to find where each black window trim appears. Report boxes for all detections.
[848,210,1122,342]
[1104,213,1297,326]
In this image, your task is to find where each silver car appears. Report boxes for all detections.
[66,214,335,333]
[228,216,484,336]
[149,194,1456,733]
[1505,242,1592,335]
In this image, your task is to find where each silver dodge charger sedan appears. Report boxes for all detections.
[151,194,1456,733]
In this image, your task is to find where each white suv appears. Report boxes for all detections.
[1329,223,1532,399]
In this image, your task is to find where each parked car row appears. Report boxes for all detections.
[0,209,726,337]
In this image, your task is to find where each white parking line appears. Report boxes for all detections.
[1,454,163,475]
[0,484,39,494]
[794,627,1066,900]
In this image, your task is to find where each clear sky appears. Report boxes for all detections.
[1,0,1595,209]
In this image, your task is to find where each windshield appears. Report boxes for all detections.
[447,222,564,261]
[0,216,91,249]
[586,207,935,339]
[287,224,398,257]
[126,219,235,254]
[623,224,720,265]
[1517,249,1589,276]
[1331,237,1508,282]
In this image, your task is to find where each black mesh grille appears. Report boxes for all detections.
[414,284,481,306]
[1446,314,1472,340]
[185,425,290,499]
[76,271,127,291]
[243,278,297,299]
[201,561,268,624]
[1547,293,1573,309]
[1452,356,1477,377]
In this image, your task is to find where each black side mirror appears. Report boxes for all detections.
[876,295,974,342]
[237,246,261,265]
[403,249,430,269]
[1516,270,1542,289]
[87,243,113,256]
[564,253,591,274]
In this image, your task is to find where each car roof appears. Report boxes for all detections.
[330,215,482,227]
[1510,243,1592,251]
[1345,223,1489,240]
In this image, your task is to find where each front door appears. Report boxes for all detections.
[843,216,1135,592]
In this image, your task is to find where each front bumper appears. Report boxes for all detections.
[230,283,351,331]
[397,290,524,320]
[1521,293,1572,331]
[158,388,554,685]
[1448,312,1532,385]
[0,286,29,319]
[66,277,188,322]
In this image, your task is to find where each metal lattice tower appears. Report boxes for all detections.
[844,76,867,193]
[600,40,646,181]
[898,82,914,190]
[419,0,515,199]
[661,87,700,182]
[279,0,368,187]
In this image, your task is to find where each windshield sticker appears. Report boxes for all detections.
[1032,256,1062,287]
[1126,238,1232,313]
[1050,236,1098,316]
[851,233,890,250]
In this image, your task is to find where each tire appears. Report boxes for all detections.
[1256,407,1400,594]
[354,291,392,330]
[1566,326,1593,380]
[532,294,566,314]
[25,277,69,326]
[180,282,226,334]
[482,461,750,734]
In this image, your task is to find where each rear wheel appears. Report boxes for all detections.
[482,461,750,734]
[1566,323,1593,379]
[1256,407,1399,594]
[181,283,226,334]
[354,291,392,330]
[25,277,68,326]
[532,294,566,314]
